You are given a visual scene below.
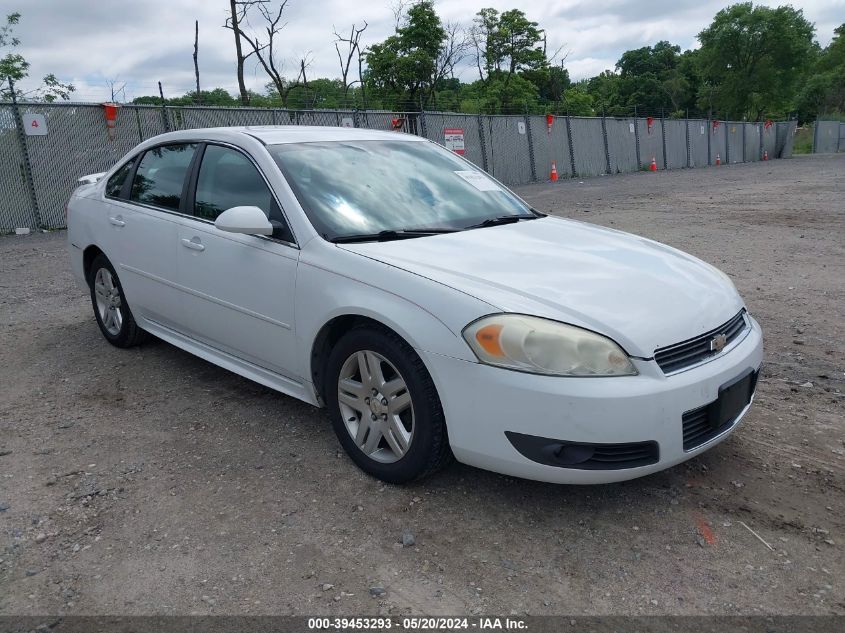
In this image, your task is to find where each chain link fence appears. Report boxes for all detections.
[813,120,845,154]
[0,101,799,232]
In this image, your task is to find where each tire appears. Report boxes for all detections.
[87,253,149,348]
[325,325,451,484]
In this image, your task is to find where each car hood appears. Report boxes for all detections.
[338,216,744,357]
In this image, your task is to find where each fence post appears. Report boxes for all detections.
[707,118,712,165]
[725,122,730,164]
[158,82,170,132]
[600,109,611,174]
[685,111,691,168]
[812,118,819,154]
[271,109,277,125]
[742,121,747,163]
[476,114,489,173]
[8,76,42,229]
[133,106,143,143]
[633,107,641,169]
[759,123,764,160]
[418,95,427,138]
[524,114,537,182]
[660,110,668,170]
[565,114,577,177]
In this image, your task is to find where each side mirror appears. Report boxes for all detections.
[214,206,273,236]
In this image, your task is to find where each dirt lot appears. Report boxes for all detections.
[1,154,843,617]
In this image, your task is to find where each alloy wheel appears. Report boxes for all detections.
[337,350,415,463]
[93,267,123,336]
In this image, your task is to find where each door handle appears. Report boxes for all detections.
[108,216,125,227]
[181,237,205,252]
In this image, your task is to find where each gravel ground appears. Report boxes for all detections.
[0,154,843,616]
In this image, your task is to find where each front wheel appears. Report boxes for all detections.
[325,326,451,483]
[88,254,148,348]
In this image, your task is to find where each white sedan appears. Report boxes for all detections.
[67,126,762,484]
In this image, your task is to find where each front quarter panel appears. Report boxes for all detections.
[295,239,495,394]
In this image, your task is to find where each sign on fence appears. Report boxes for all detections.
[23,113,48,136]
[444,127,465,154]
[340,117,354,128]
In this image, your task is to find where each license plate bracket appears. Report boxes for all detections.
[707,369,757,430]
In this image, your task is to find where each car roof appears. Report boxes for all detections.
[149,125,427,146]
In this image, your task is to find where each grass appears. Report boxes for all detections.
[792,126,814,154]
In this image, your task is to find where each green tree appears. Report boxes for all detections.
[584,71,624,114]
[795,24,845,121]
[131,95,164,105]
[171,88,239,106]
[472,8,546,84]
[365,1,446,109]
[617,41,679,77]
[560,85,594,116]
[522,64,570,105]
[696,2,815,120]
[606,41,697,115]
[480,74,539,113]
[133,88,238,107]
[1,12,74,101]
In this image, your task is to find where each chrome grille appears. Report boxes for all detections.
[654,310,748,374]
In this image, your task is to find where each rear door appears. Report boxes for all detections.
[102,143,198,329]
[175,143,301,379]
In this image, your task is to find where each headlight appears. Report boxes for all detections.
[463,314,637,377]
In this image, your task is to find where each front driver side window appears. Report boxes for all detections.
[194,145,292,241]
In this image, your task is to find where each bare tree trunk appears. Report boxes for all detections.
[193,20,201,104]
[226,1,310,109]
[334,21,368,107]
[358,52,366,108]
[228,0,250,105]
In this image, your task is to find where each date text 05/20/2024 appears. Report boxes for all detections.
[307,617,528,630]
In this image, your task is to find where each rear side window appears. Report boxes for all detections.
[105,159,134,199]
[131,144,197,211]
[194,145,273,220]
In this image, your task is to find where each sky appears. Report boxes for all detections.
[6,0,844,102]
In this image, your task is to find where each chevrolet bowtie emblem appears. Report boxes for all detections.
[710,333,728,352]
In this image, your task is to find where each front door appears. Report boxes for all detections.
[175,143,301,380]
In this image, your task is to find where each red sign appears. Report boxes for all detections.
[444,128,465,155]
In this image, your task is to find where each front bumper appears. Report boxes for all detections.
[423,317,763,484]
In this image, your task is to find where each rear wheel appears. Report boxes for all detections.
[325,325,451,483]
[88,254,148,348]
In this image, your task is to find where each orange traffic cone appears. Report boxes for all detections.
[716,153,721,166]
[649,156,657,172]
[550,161,558,182]
[763,150,769,161]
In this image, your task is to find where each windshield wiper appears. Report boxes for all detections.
[465,214,541,230]
[330,228,459,244]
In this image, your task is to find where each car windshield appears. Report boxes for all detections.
[268,139,534,241]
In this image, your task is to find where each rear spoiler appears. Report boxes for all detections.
[78,172,107,185]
